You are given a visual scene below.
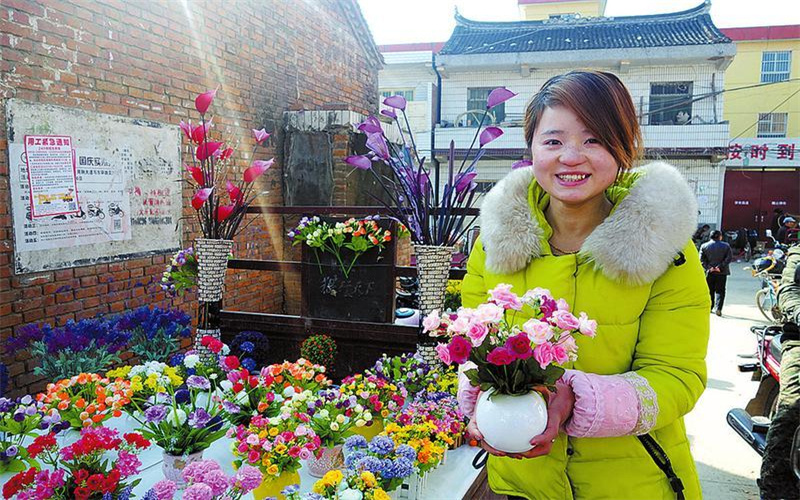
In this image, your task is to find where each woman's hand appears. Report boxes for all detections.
[507,384,576,459]
[466,415,508,457]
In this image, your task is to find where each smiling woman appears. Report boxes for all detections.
[458,71,711,499]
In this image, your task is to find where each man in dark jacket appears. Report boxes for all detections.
[777,217,798,244]
[760,245,800,499]
[700,230,733,316]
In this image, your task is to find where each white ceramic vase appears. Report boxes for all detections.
[475,390,548,453]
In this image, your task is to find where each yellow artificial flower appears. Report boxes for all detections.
[360,471,377,488]
[267,464,279,476]
[259,430,268,439]
[322,469,343,487]
[312,480,326,494]
[373,488,390,500]
[269,427,279,437]
[274,444,287,454]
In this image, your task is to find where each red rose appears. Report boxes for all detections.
[447,335,472,364]
[223,356,240,370]
[505,332,532,359]
[486,346,515,366]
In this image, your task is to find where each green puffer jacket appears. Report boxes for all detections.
[461,162,710,499]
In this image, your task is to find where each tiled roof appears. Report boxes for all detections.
[439,2,731,56]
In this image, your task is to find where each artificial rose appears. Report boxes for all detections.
[435,343,452,365]
[556,298,570,311]
[486,347,515,366]
[551,310,580,331]
[540,296,557,319]
[557,333,579,360]
[447,316,471,336]
[523,319,554,345]
[578,312,598,337]
[475,303,504,324]
[505,332,532,360]
[422,310,442,333]
[466,321,489,347]
[552,344,570,365]
[447,335,472,365]
[488,283,523,311]
[533,343,555,369]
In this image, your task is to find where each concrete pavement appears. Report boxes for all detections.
[685,262,772,499]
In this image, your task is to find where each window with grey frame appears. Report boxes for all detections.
[649,82,693,125]
[465,87,505,127]
[380,89,414,101]
[757,112,788,138]
[761,51,792,83]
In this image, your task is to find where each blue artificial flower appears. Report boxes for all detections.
[242,357,257,372]
[281,484,300,495]
[354,456,384,475]
[0,398,14,413]
[174,389,190,404]
[367,435,395,456]
[344,434,368,452]
[395,444,417,462]
[344,450,366,469]
[240,341,255,353]
[141,490,158,500]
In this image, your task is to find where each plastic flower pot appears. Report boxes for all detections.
[353,418,384,441]
[161,450,204,487]
[306,444,344,478]
[474,389,548,453]
[252,470,301,500]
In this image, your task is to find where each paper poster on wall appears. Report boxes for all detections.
[23,135,80,218]
[6,99,182,274]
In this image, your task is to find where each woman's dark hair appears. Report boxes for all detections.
[524,70,643,172]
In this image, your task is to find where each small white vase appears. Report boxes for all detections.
[162,450,204,487]
[475,390,548,453]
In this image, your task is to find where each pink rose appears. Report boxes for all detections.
[505,332,532,360]
[551,310,580,331]
[486,346,515,365]
[447,335,472,364]
[552,344,570,365]
[523,319,554,345]
[435,343,452,365]
[247,450,260,463]
[556,298,570,311]
[557,333,578,358]
[466,321,489,346]
[298,447,313,460]
[422,310,441,333]
[533,343,555,369]
[489,283,523,310]
[578,312,598,337]
[448,316,472,335]
[475,303,504,324]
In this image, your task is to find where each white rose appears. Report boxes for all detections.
[318,409,329,419]
[355,419,365,427]
[330,422,340,431]
[184,355,199,368]
[336,414,345,424]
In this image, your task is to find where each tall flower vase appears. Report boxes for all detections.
[194,238,233,363]
[252,471,301,500]
[162,450,204,487]
[306,444,344,478]
[414,245,454,365]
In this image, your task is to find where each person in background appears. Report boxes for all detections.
[699,230,732,316]
[771,208,787,236]
[777,217,798,244]
[760,244,800,499]
[692,224,711,249]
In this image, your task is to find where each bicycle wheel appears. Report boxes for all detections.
[756,289,777,322]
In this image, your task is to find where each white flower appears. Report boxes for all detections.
[355,419,365,427]
[220,380,233,391]
[318,409,329,419]
[336,414,345,424]
[330,422,340,431]
[221,345,230,355]
[167,408,187,426]
[184,355,199,368]
[282,387,296,398]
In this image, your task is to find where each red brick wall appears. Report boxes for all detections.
[0,0,380,396]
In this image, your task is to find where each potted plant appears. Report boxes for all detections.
[338,374,406,440]
[425,284,598,453]
[0,396,66,474]
[160,246,199,297]
[230,410,321,499]
[308,470,391,500]
[341,434,417,493]
[148,459,264,499]
[36,373,131,431]
[284,388,372,477]
[344,89,518,361]
[299,334,337,372]
[114,306,192,362]
[367,353,435,396]
[289,216,403,323]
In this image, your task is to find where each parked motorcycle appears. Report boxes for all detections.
[727,323,784,455]
[395,276,420,326]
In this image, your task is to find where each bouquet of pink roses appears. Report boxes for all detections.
[424,284,597,396]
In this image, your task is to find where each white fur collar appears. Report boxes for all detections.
[479,161,697,286]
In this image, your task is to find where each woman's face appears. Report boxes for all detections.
[531,105,619,207]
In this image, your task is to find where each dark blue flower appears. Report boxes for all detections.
[242,357,256,372]
[368,435,395,456]
[174,389,190,404]
[240,341,255,353]
[344,450,366,468]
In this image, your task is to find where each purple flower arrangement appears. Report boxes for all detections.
[160,246,199,297]
[367,353,436,395]
[0,395,67,473]
[344,88,517,246]
[114,306,192,362]
[148,459,263,499]
[6,319,131,381]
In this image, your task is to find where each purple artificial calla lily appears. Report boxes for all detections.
[383,95,407,110]
[479,126,503,147]
[455,171,478,193]
[344,155,372,170]
[380,108,397,120]
[366,132,391,161]
[486,87,517,110]
[511,159,533,169]
[357,116,382,134]
[252,128,270,144]
[418,171,430,195]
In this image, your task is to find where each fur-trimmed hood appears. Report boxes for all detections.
[479,161,698,286]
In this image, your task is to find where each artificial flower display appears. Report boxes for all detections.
[215,366,282,427]
[287,216,397,278]
[310,470,391,500]
[2,427,150,499]
[147,459,263,499]
[381,422,447,476]
[0,395,66,473]
[160,247,199,297]
[36,373,131,430]
[114,307,192,362]
[367,353,436,395]
[393,394,467,448]
[299,334,337,373]
[230,410,321,480]
[261,359,332,397]
[181,88,273,240]
[284,389,372,448]
[338,374,407,421]
[425,284,597,394]
[342,435,417,492]
[106,361,184,409]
